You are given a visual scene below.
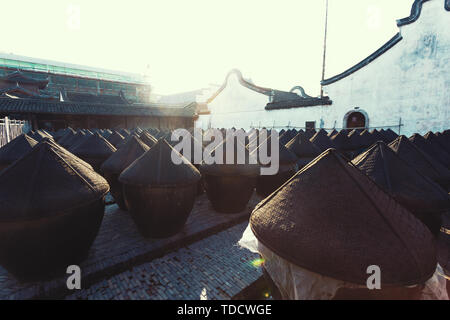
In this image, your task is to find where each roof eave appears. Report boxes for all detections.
[321,33,403,86]
[321,0,446,86]
[0,97,195,118]
[206,69,273,104]
[396,0,431,27]
[265,97,332,111]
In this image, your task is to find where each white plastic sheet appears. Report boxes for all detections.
[239,223,449,300]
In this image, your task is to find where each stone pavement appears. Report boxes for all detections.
[67,222,262,300]
[0,193,262,299]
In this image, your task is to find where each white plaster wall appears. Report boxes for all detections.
[205,72,333,130]
[206,72,270,130]
[202,0,449,135]
[322,0,450,136]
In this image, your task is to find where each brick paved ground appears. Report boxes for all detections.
[67,222,262,300]
[0,193,262,299]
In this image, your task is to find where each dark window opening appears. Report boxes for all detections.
[305,121,316,130]
[346,112,366,129]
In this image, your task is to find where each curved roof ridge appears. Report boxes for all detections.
[322,0,448,86]
[321,33,403,86]
[206,69,273,103]
[397,0,431,26]
[289,86,314,98]
[207,69,321,107]
[229,69,273,94]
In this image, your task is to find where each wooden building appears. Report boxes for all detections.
[0,71,197,130]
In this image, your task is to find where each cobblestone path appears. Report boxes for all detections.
[67,222,262,300]
[0,194,261,299]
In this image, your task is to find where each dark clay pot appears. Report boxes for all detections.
[333,286,423,300]
[197,178,205,195]
[0,198,105,281]
[194,165,205,196]
[122,184,197,238]
[79,156,107,174]
[203,174,256,214]
[0,163,10,172]
[256,169,295,198]
[103,172,127,210]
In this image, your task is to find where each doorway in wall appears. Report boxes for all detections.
[305,121,316,131]
[345,111,366,129]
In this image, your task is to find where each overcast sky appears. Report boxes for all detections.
[1,0,414,95]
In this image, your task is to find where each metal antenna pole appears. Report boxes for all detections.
[320,0,329,98]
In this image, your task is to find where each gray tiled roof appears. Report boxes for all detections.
[0,85,55,99]
[64,91,129,105]
[0,97,195,118]
[0,71,49,89]
[265,96,332,110]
